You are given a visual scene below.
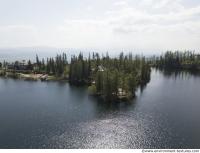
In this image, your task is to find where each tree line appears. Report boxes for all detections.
[69,52,151,101]
[35,53,68,77]
[0,52,151,101]
[0,53,69,77]
[150,51,200,70]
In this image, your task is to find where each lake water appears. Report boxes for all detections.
[0,69,200,149]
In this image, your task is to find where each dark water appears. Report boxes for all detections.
[0,69,200,149]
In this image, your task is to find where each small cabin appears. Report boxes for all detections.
[118,88,126,96]
[7,61,28,70]
[98,65,105,72]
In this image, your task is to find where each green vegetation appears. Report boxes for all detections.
[34,53,68,77]
[0,53,69,80]
[69,52,151,101]
[151,51,200,70]
[0,52,151,102]
[1,50,200,102]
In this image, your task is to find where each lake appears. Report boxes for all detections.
[0,69,200,149]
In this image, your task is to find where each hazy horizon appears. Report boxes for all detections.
[0,46,164,62]
[0,0,200,54]
[0,46,199,62]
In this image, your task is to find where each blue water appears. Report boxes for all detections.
[0,69,200,148]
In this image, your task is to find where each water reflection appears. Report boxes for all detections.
[1,69,200,148]
[139,84,148,94]
[88,95,137,114]
[155,68,200,79]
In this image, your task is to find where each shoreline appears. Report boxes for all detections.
[0,70,68,82]
[0,70,135,102]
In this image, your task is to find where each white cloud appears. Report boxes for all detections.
[113,0,129,7]
[51,0,200,51]
[0,25,39,47]
[0,0,200,52]
[139,0,184,12]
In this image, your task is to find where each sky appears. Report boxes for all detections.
[0,0,200,54]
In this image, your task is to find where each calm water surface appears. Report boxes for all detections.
[0,69,200,148]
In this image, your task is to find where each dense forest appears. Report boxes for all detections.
[69,52,151,101]
[151,51,200,70]
[2,50,200,101]
[0,52,151,102]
